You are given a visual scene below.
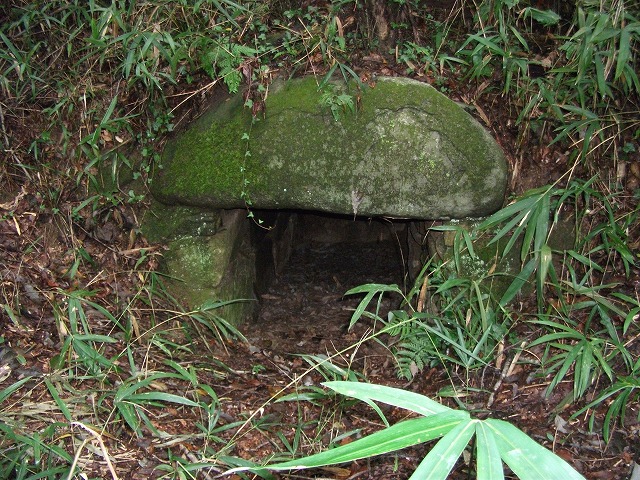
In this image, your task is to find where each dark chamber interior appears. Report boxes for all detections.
[251,210,416,292]
[245,210,428,353]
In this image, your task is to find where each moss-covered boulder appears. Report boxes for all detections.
[152,76,508,219]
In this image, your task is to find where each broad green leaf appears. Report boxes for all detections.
[537,243,553,308]
[323,381,458,416]
[73,341,113,369]
[73,334,117,343]
[164,359,198,385]
[486,419,586,479]
[117,401,141,434]
[435,278,469,293]
[475,422,504,480]
[499,257,536,307]
[521,203,539,262]
[566,250,603,272]
[623,306,640,334]
[345,284,402,328]
[594,55,612,98]
[603,392,630,440]
[100,95,118,127]
[409,418,476,480]
[430,226,461,231]
[344,283,402,295]
[44,378,72,422]
[574,342,594,396]
[115,377,155,401]
[114,373,182,401]
[479,192,542,230]
[509,25,529,50]
[521,7,561,26]
[534,194,550,258]
[259,413,464,471]
[0,376,33,404]
[200,298,252,311]
[422,326,488,366]
[219,456,277,480]
[547,341,584,395]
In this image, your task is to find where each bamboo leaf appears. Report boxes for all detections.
[475,422,504,480]
[345,284,402,328]
[323,381,457,416]
[486,419,586,479]
[258,413,465,471]
[127,391,200,407]
[537,244,553,308]
[409,419,477,479]
[44,378,72,422]
[499,257,536,307]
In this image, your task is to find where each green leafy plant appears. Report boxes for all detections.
[396,40,465,81]
[0,422,74,480]
[276,354,363,404]
[528,317,617,402]
[231,381,585,479]
[187,298,249,345]
[50,290,122,376]
[476,180,638,410]
[201,41,259,93]
[319,83,356,121]
[573,373,640,442]
[525,281,638,404]
[344,175,638,424]
[2,1,639,477]
[107,371,201,437]
[345,256,508,380]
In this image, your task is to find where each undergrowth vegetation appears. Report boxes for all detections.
[0,0,638,478]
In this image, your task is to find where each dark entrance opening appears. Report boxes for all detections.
[246,211,427,356]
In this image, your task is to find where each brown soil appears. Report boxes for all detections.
[1,1,639,478]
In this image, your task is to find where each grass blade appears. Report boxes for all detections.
[127,391,199,407]
[44,377,72,422]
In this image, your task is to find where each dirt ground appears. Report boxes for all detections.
[1,2,639,477]
[228,238,636,479]
[2,201,636,479]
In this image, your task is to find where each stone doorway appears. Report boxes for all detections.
[246,211,424,355]
[251,211,417,297]
[145,204,431,325]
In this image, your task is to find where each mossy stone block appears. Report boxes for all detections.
[141,202,223,244]
[152,76,508,219]
[159,209,257,323]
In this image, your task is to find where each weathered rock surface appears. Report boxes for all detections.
[144,207,258,322]
[152,76,508,219]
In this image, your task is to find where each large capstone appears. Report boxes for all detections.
[152,76,508,219]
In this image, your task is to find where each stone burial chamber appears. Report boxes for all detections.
[142,76,509,324]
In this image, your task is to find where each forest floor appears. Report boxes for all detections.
[1,211,635,478]
[1,2,639,478]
